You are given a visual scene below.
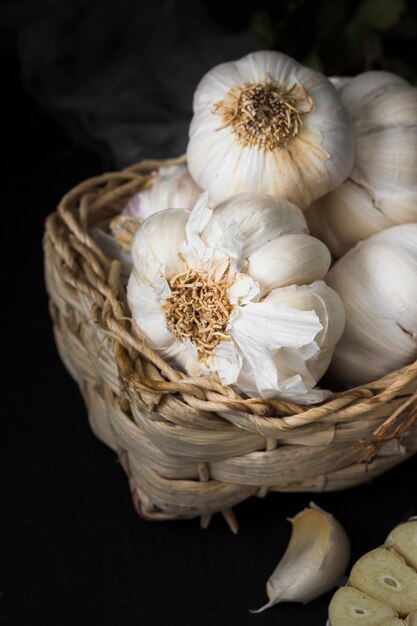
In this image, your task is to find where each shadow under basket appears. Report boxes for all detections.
[43,157,417,533]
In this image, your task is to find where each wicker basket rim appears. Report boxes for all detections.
[44,156,417,455]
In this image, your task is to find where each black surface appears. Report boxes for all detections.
[2,58,417,626]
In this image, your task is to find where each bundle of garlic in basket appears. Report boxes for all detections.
[122,50,417,399]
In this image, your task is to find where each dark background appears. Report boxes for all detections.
[1,1,417,625]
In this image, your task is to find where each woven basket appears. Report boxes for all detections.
[43,157,417,532]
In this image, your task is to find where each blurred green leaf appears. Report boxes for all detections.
[249,1,416,81]
[303,51,324,72]
[354,0,405,32]
[250,10,275,47]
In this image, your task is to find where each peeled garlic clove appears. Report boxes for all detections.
[385,520,417,571]
[328,587,397,626]
[349,548,417,617]
[252,503,350,613]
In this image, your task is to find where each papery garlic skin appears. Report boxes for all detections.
[306,71,417,258]
[123,163,202,221]
[127,192,345,403]
[253,503,350,613]
[187,51,354,209]
[326,224,417,387]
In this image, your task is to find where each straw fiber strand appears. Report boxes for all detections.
[43,157,417,529]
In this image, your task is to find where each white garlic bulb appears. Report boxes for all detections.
[252,503,350,613]
[306,71,417,258]
[123,163,202,221]
[186,50,354,209]
[326,224,417,387]
[127,192,345,403]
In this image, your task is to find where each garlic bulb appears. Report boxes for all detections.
[123,163,202,221]
[252,503,350,613]
[186,50,354,209]
[328,519,417,625]
[326,224,417,387]
[306,71,417,258]
[127,192,345,402]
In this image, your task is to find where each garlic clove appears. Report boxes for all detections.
[305,179,394,259]
[354,126,417,224]
[385,520,417,571]
[337,71,408,122]
[252,502,350,613]
[247,233,331,294]
[349,548,417,617]
[131,208,189,280]
[326,226,417,387]
[201,192,308,259]
[355,85,417,128]
[406,610,417,625]
[328,586,397,626]
[264,281,345,383]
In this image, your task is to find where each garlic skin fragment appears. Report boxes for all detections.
[187,50,354,209]
[123,163,202,222]
[127,192,345,402]
[253,503,350,613]
[306,71,417,257]
[326,224,417,387]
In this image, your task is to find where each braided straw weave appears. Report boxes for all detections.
[43,157,417,532]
